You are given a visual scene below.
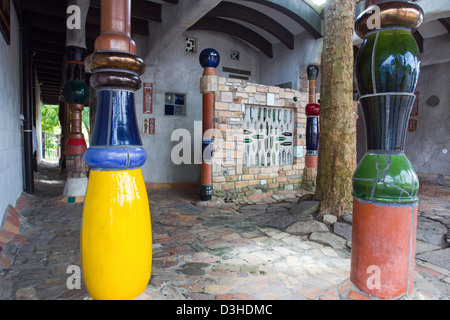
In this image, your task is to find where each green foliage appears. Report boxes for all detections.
[41,105,60,134]
[82,107,90,138]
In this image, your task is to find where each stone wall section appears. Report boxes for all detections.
[210,77,308,202]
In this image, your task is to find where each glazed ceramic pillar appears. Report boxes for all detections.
[351,1,423,299]
[81,0,151,300]
[62,0,90,197]
[199,48,220,201]
[305,65,320,168]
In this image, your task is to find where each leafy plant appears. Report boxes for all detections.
[41,105,61,134]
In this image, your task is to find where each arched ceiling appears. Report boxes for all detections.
[189,0,324,58]
[17,0,172,104]
[18,0,325,104]
[17,0,450,104]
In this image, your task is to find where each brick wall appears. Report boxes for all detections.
[210,77,308,202]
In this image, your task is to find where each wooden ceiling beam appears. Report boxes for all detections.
[33,51,64,64]
[40,91,61,96]
[27,10,147,38]
[35,64,63,72]
[30,29,95,51]
[412,31,423,53]
[89,0,161,22]
[439,18,450,34]
[190,17,273,58]
[20,0,150,34]
[19,0,66,18]
[36,73,62,80]
[241,0,323,39]
[86,7,149,36]
[39,83,62,90]
[36,72,62,80]
[40,83,62,89]
[41,95,61,105]
[206,1,294,50]
[30,41,66,55]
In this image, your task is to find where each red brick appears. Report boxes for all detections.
[319,289,339,300]
[222,182,235,190]
[235,181,249,189]
[228,103,242,111]
[6,215,20,228]
[216,293,254,300]
[7,205,19,220]
[348,290,371,300]
[248,167,260,174]
[3,221,19,234]
[416,266,445,278]
[248,194,264,200]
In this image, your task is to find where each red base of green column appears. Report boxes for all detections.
[305,155,318,168]
[350,197,418,299]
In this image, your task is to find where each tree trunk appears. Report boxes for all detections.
[314,0,356,217]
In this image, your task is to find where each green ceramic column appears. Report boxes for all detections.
[350,1,424,299]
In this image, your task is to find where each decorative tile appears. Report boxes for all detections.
[243,106,294,167]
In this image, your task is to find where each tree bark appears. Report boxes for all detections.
[314,0,357,217]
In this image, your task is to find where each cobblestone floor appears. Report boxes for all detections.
[0,160,448,300]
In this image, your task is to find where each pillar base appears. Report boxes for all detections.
[350,197,418,299]
[199,185,212,201]
[305,155,318,168]
[82,169,151,300]
[63,177,88,197]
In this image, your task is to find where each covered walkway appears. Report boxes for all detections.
[0,161,448,300]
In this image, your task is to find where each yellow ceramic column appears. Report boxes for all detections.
[81,0,151,300]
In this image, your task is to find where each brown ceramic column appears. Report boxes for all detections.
[201,88,214,199]
[305,65,320,169]
[199,49,220,201]
[62,0,90,197]
[95,0,136,55]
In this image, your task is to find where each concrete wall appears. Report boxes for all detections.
[135,28,325,185]
[403,34,450,176]
[258,31,323,90]
[35,73,43,164]
[137,30,260,184]
[405,60,450,176]
[0,6,23,220]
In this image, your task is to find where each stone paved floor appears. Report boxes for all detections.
[0,160,448,300]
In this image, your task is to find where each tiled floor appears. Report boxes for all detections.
[0,160,448,300]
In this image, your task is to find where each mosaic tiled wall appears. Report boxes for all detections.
[243,106,294,167]
[211,77,308,202]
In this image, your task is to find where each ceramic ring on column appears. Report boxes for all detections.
[85,51,147,75]
[90,70,142,90]
[355,1,424,38]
